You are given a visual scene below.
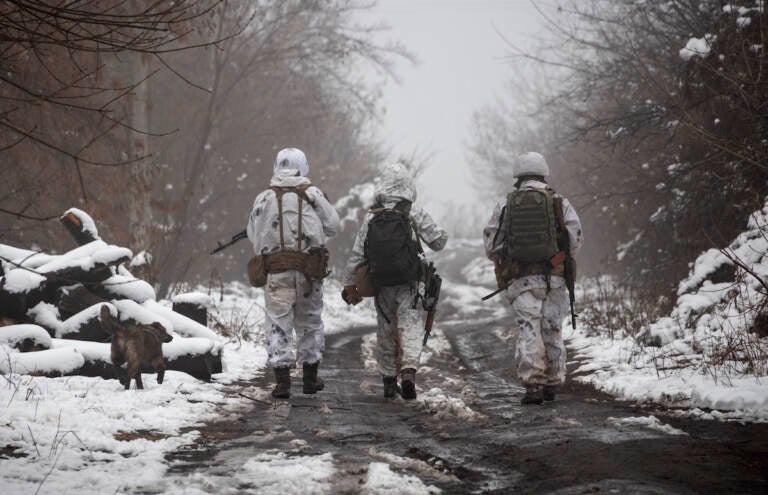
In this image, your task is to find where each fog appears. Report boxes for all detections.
[356,0,544,214]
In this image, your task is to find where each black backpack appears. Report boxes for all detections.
[364,201,422,287]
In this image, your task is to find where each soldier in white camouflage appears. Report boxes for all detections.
[342,163,447,400]
[247,148,340,399]
[483,152,583,404]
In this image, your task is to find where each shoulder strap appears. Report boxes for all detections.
[270,184,313,251]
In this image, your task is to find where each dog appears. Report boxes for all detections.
[100,306,173,390]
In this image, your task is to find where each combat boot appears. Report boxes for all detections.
[521,385,543,405]
[401,368,417,400]
[272,367,291,399]
[302,361,324,394]
[543,385,557,402]
[383,376,400,398]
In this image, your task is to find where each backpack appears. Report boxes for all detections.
[501,188,560,263]
[364,201,422,287]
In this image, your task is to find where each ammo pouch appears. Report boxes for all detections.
[248,255,268,287]
[354,264,375,297]
[495,259,566,289]
[264,248,330,282]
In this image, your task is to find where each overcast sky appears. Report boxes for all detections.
[357,0,545,213]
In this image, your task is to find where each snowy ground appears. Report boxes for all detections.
[3,230,768,493]
[0,279,374,494]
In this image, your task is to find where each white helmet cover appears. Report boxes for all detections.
[274,148,309,177]
[514,152,550,178]
[375,162,417,202]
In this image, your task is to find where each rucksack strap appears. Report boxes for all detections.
[271,183,312,251]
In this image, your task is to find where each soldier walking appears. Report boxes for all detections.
[247,148,340,399]
[341,163,447,400]
[483,152,583,404]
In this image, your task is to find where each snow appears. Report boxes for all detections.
[364,462,441,495]
[62,208,99,239]
[0,345,85,375]
[129,250,152,268]
[142,299,220,341]
[679,35,714,60]
[0,289,270,494]
[112,299,173,333]
[608,416,688,436]
[51,338,111,363]
[0,324,52,348]
[101,274,156,302]
[415,387,483,421]
[27,302,116,339]
[0,244,55,272]
[568,197,768,421]
[2,268,47,293]
[4,242,132,293]
[172,292,214,309]
[237,452,334,494]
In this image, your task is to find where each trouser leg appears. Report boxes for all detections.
[265,271,297,368]
[541,287,568,386]
[396,285,423,372]
[294,273,325,366]
[511,290,547,386]
[375,289,400,377]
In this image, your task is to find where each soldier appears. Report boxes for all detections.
[247,148,340,399]
[341,163,448,400]
[483,152,583,405]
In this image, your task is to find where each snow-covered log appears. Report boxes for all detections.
[56,285,108,319]
[0,242,131,319]
[143,299,220,341]
[171,292,213,326]
[27,302,116,342]
[50,337,223,382]
[60,208,100,245]
[0,324,52,352]
[0,346,85,377]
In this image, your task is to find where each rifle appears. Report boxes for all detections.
[210,229,247,255]
[554,198,577,328]
[421,261,442,346]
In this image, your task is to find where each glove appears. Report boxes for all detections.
[342,285,363,306]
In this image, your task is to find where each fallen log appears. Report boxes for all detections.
[49,337,223,382]
[60,208,100,246]
[0,324,52,352]
[0,243,131,320]
[56,285,108,320]
[171,292,213,326]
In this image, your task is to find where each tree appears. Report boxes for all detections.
[470,0,767,301]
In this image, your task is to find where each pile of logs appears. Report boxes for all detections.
[0,208,222,383]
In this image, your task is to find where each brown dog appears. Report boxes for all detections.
[100,306,173,390]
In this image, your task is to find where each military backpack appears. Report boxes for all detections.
[501,188,560,264]
[364,200,422,288]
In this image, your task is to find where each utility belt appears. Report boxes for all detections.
[494,255,568,290]
[248,248,330,287]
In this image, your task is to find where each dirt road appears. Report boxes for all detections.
[157,318,768,494]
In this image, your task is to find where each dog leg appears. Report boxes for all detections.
[127,362,142,390]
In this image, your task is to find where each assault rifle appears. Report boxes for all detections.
[422,261,442,346]
[210,229,247,255]
[554,198,577,328]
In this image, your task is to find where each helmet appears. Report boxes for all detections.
[514,152,550,178]
[274,148,309,177]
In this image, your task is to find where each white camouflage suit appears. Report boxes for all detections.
[343,164,448,377]
[484,168,583,387]
[247,148,340,369]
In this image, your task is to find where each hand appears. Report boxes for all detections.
[342,285,363,305]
